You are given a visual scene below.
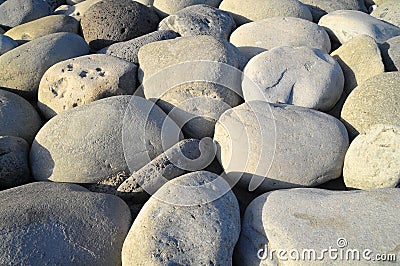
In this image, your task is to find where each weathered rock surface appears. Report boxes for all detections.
[122,171,241,265]
[81,0,159,50]
[230,17,331,60]
[30,96,182,183]
[344,124,400,190]
[118,138,216,202]
[235,188,400,265]
[139,35,243,138]
[0,32,89,100]
[329,34,384,118]
[158,4,236,40]
[98,30,178,65]
[153,0,222,17]
[380,35,400,71]
[38,54,137,119]
[319,10,400,44]
[243,46,344,111]
[341,72,400,139]
[0,182,131,265]
[0,89,42,143]
[0,34,17,55]
[219,0,313,25]
[214,101,349,192]
[0,0,52,28]
[299,0,367,21]
[0,136,31,189]
[371,0,400,28]
[4,15,79,41]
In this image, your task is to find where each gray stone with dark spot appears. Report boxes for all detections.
[122,171,241,265]
[158,4,236,40]
[0,89,42,143]
[81,0,159,50]
[0,182,131,265]
[97,30,178,64]
[0,0,52,28]
[0,136,31,189]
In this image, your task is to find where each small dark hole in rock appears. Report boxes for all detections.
[120,28,126,34]
[72,103,78,107]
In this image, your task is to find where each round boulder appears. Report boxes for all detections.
[0,0,52,28]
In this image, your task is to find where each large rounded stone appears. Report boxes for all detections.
[38,54,137,119]
[235,188,400,265]
[0,136,31,189]
[242,46,344,111]
[81,0,159,50]
[158,4,236,40]
[344,124,400,190]
[371,0,400,28]
[30,96,182,183]
[214,101,349,192]
[0,32,89,100]
[318,10,400,44]
[0,0,52,28]
[98,30,178,65]
[299,0,367,21]
[230,17,331,60]
[4,15,79,41]
[0,90,42,143]
[138,35,243,138]
[0,34,18,55]
[153,0,222,17]
[122,171,241,265]
[341,72,400,139]
[380,35,400,71]
[0,182,131,265]
[328,34,384,118]
[219,0,313,26]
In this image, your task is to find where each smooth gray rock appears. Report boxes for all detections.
[235,188,400,265]
[0,0,52,28]
[97,30,178,64]
[118,138,216,202]
[343,124,400,190]
[299,0,367,21]
[0,90,42,143]
[139,35,243,138]
[380,35,400,71]
[230,17,331,60]
[0,136,31,189]
[242,46,344,111]
[30,96,182,183]
[214,101,349,192]
[0,34,17,55]
[318,10,400,44]
[38,54,137,119]
[4,15,79,41]
[0,182,131,265]
[158,4,236,40]
[0,32,89,100]
[219,0,313,25]
[122,171,241,265]
[341,72,400,139]
[153,0,222,17]
[81,0,159,50]
[371,0,400,28]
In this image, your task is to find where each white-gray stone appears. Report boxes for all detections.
[30,96,182,183]
[0,34,17,55]
[230,17,331,60]
[343,124,400,190]
[0,136,31,189]
[318,10,400,43]
[153,0,222,17]
[243,46,344,111]
[122,171,241,265]
[0,182,131,265]
[214,101,349,192]
[219,0,313,25]
[299,0,367,21]
[235,188,400,265]
[0,0,52,28]
[38,54,137,119]
[0,32,89,100]
[158,4,236,40]
[0,89,42,143]
[371,0,400,28]
[380,35,400,71]
[54,0,102,20]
